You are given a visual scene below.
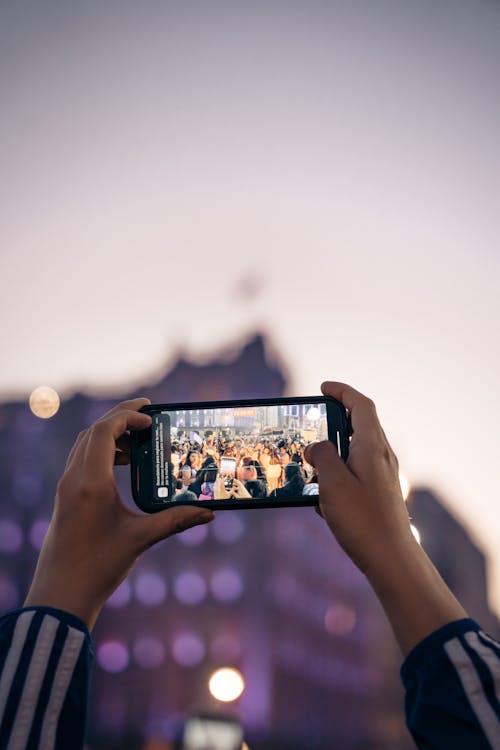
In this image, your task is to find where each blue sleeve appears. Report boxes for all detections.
[401,618,500,750]
[0,606,93,750]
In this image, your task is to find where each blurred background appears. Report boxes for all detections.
[1,1,499,748]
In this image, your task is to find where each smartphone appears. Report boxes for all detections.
[130,396,349,512]
[220,456,237,490]
[182,714,243,750]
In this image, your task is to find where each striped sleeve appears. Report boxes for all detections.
[401,618,500,750]
[0,606,93,750]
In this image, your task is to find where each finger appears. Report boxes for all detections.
[305,440,352,492]
[137,506,215,550]
[96,397,152,422]
[65,429,88,471]
[321,381,382,437]
[84,410,152,477]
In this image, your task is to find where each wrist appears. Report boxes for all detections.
[24,584,102,631]
[364,535,467,655]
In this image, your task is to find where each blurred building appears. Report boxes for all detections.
[407,488,499,637]
[0,334,496,749]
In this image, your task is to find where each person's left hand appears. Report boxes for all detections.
[24,399,214,630]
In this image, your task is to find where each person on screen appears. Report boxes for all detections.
[270,462,305,499]
[188,460,218,498]
[244,479,268,498]
[180,449,201,486]
[0,384,498,750]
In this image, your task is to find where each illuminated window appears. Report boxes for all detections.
[134,572,167,606]
[171,632,205,667]
[210,568,243,603]
[173,571,207,605]
[97,641,129,673]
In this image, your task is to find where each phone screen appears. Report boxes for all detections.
[150,400,335,503]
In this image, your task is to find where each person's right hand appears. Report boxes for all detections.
[305,381,414,579]
[305,381,467,656]
[231,478,251,499]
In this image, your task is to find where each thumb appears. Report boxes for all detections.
[137,505,215,550]
[305,440,351,495]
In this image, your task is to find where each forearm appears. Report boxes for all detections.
[366,536,468,657]
[0,607,92,750]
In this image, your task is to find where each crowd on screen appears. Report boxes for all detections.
[170,430,319,499]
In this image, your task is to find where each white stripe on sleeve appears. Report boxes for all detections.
[0,611,36,726]
[445,637,500,750]
[464,631,500,707]
[478,631,500,654]
[8,614,60,750]
[38,626,85,750]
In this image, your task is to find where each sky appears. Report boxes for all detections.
[1,0,500,611]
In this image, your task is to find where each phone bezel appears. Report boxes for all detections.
[130,395,349,512]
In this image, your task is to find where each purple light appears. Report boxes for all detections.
[324,603,357,636]
[97,640,129,673]
[210,568,243,603]
[106,579,132,608]
[134,572,167,606]
[177,523,209,546]
[212,513,245,544]
[171,632,205,667]
[29,519,50,550]
[210,633,241,661]
[0,520,23,554]
[0,574,19,610]
[173,571,207,605]
[133,636,165,669]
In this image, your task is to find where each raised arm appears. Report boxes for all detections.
[0,398,214,749]
[306,381,499,749]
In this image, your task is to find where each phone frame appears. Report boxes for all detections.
[130,395,349,512]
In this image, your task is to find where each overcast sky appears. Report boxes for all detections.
[1,0,500,611]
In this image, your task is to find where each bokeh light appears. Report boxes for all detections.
[212,513,245,544]
[133,636,165,669]
[173,571,207,605]
[0,520,23,554]
[97,640,129,673]
[324,603,357,636]
[29,386,60,419]
[208,667,245,702]
[171,632,205,667]
[209,568,243,603]
[134,572,167,606]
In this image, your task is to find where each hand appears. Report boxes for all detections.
[214,474,231,500]
[305,381,466,655]
[305,381,412,577]
[230,478,251,499]
[24,399,214,630]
